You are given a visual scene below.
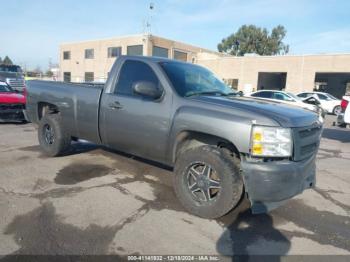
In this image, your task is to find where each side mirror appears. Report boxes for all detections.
[132,81,162,100]
[303,97,320,106]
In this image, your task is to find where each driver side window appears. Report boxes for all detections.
[115,60,160,97]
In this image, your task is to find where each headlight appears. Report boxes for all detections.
[250,125,292,157]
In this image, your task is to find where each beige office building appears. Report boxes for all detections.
[60,34,350,98]
[59,34,226,83]
[199,54,350,98]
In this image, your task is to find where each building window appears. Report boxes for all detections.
[63,51,71,60]
[127,45,143,56]
[152,46,168,58]
[108,47,122,58]
[85,49,94,59]
[173,50,187,61]
[85,72,94,82]
[63,72,71,82]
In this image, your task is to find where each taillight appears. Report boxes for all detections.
[341,99,349,112]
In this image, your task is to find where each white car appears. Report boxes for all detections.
[248,90,319,112]
[297,92,341,115]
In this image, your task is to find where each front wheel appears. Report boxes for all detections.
[174,145,243,219]
[333,105,342,115]
[38,114,71,157]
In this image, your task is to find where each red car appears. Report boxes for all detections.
[0,80,27,122]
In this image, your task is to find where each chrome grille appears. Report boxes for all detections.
[293,124,323,161]
[6,78,25,90]
[298,126,321,138]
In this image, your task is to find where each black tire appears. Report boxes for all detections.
[38,114,71,157]
[174,145,243,219]
[333,105,341,115]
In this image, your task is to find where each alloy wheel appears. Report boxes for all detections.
[43,124,55,145]
[334,106,342,115]
[186,162,221,202]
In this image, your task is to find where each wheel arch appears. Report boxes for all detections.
[37,102,60,120]
[172,130,240,164]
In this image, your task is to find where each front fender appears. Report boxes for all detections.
[167,106,253,163]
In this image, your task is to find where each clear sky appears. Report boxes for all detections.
[1,0,350,69]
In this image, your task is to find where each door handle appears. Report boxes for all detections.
[108,101,123,109]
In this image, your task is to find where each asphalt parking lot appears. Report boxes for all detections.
[0,115,349,258]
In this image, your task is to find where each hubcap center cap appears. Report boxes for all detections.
[197,176,209,189]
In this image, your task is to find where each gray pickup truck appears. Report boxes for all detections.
[26,56,323,218]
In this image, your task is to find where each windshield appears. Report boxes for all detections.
[0,82,12,92]
[160,62,237,97]
[0,65,22,73]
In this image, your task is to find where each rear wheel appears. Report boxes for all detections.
[174,145,243,218]
[38,114,71,157]
[333,105,341,115]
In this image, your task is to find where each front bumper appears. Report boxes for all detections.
[241,155,316,214]
[0,109,26,122]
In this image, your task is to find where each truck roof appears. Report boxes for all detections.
[119,55,191,65]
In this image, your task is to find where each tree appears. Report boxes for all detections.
[218,25,289,56]
[46,70,54,77]
[33,66,43,77]
[0,57,2,64]
[2,56,13,65]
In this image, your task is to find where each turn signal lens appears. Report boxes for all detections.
[252,143,263,155]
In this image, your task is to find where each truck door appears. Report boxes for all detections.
[99,59,172,163]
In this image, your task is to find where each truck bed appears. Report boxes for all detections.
[26,80,103,144]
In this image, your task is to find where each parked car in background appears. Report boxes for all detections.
[26,56,322,218]
[247,90,324,119]
[297,92,341,115]
[0,81,27,122]
[0,64,26,93]
[337,96,350,127]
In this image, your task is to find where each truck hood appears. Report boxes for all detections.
[191,96,320,128]
[0,92,26,104]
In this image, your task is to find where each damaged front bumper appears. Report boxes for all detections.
[0,108,26,122]
[241,155,316,214]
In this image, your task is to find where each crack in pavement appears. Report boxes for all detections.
[313,188,350,214]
